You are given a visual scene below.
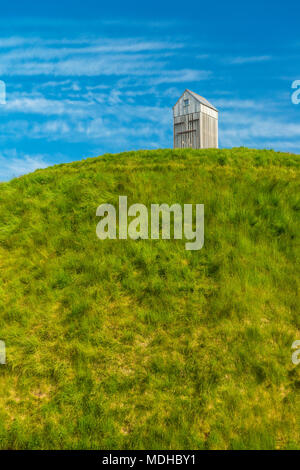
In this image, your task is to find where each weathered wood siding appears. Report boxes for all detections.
[173,90,201,117]
[201,107,218,148]
[174,113,200,149]
[173,90,218,149]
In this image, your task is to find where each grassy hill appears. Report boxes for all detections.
[0,147,299,450]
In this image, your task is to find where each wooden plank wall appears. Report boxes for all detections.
[174,113,200,149]
[201,112,218,148]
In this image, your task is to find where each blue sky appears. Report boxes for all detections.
[0,0,299,181]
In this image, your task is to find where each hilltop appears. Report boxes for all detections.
[0,148,299,449]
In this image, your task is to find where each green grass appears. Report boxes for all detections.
[0,147,299,449]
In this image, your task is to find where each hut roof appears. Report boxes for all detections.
[173,89,218,112]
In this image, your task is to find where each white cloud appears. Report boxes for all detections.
[214,99,259,109]
[220,109,300,150]
[0,150,50,181]
[262,141,300,152]
[148,69,211,85]
[0,37,186,78]
[0,35,210,82]
[221,111,300,137]
[5,94,87,116]
[226,55,272,64]
[0,40,183,63]
[0,55,168,77]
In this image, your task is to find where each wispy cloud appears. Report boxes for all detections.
[225,55,272,64]
[148,69,211,85]
[0,37,186,78]
[214,98,259,109]
[0,39,183,57]
[0,150,50,181]
[220,110,300,150]
[0,35,211,84]
[4,92,92,116]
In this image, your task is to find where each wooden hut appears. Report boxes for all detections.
[173,89,218,149]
